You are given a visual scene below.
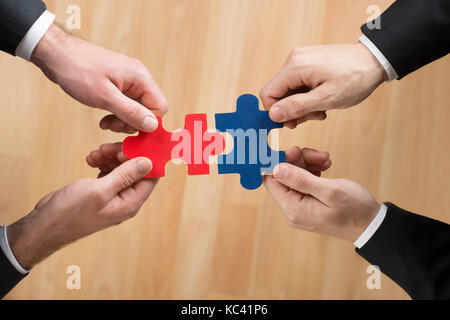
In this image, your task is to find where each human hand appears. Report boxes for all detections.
[260,43,388,128]
[264,152,380,242]
[6,157,156,270]
[86,142,128,177]
[31,24,168,133]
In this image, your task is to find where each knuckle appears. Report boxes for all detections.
[134,59,149,77]
[110,218,124,227]
[119,211,135,222]
[287,48,302,62]
[97,83,116,108]
[125,103,140,120]
[259,86,269,100]
[118,170,135,189]
[132,58,144,68]
[90,186,108,205]
[285,210,305,229]
[125,57,147,77]
[289,97,304,116]
[292,174,306,191]
[279,200,291,215]
[334,179,351,202]
[127,208,140,219]
[128,197,142,215]
[325,181,341,200]
[287,47,311,64]
[285,213,297,228]
[159,100,170,115]
[122,202,142,220]
[80,177,95,185]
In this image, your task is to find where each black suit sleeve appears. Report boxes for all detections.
[0,227,27,299]
[356,203,450,299]
[0,0,47,56]
[361,0,450,79]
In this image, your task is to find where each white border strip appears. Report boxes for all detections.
[354,203,388,249]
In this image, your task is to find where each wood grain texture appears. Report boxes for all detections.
[1,0,448,300]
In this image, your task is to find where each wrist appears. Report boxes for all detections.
[355,42,389,84]
[30,24,70,82]
[7,210,50,270]
[352,201,381,241]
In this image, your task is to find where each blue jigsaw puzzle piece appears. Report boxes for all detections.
[215,94,286,190]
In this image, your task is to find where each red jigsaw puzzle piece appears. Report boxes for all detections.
[122,114,224,178]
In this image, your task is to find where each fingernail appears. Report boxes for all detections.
[136,158,152,175]
[274,164,289,179]
[141,116,158,132]
[270,106,285,122]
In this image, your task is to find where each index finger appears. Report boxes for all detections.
[131,71,169,117]
[260,66,306,110]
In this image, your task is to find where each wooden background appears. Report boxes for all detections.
[1,0,448,299]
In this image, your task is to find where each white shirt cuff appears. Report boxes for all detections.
[359,34,398,82]
[0,225,29,275]
[15,10,56,61]
[354,203,388,249]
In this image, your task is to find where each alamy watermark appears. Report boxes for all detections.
[366,5,381,30]
[169,120,282,170]
[66,265,81,290]
[66,5,81,30]
[366,265,381,290]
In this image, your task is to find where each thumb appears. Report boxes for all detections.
[106,88,159,132]
[269,84,332,123]
[102,157,152,196]
[273,163,334,205]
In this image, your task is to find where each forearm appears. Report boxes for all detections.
[361,0,450,79]
[356,203,450,299]
[1,204,81,298]
[6,209,63,271]
[30,23,72,84]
